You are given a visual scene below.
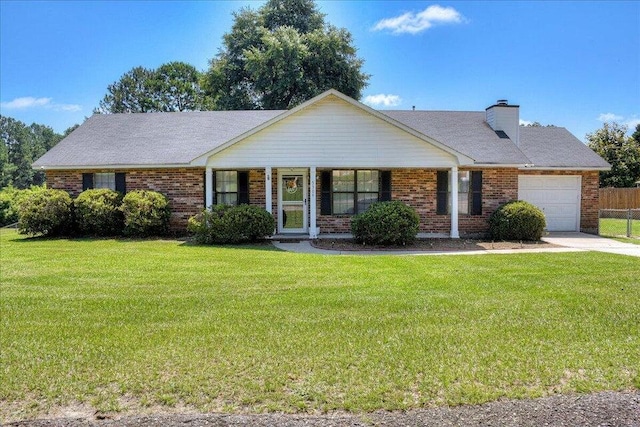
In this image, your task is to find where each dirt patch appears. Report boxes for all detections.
[6,391,639,426]
[311,238,558,252]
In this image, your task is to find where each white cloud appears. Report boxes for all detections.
[625,117,640,130]
[1,97,52,109]
[363,94,402,107]
[597,112,623,122]
[54,103,82,112]
[0,96,81,112]
[373,5,465,35]
[519,119,533,126]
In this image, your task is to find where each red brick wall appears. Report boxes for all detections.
[315,168,599,236]
[46,168,205,232]
[46,170,83,197]
[316,168,520,236]
[46,167,600,237]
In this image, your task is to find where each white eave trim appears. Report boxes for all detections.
[32,163,195,171]
[473,163,528,168]
[190,89,476,167]
[518,166,610,171]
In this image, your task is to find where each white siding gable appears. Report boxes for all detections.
[206,96,458,168]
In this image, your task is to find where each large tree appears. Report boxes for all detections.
[96,62,211,113]
[0,116,63,188]
[587,122,640,188]
[204,0,369,110]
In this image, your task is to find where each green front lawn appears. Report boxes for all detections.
[1,230,638,421]
[600,218,640,243]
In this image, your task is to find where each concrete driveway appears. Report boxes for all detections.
[542,232,640,257]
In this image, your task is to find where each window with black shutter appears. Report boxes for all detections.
[470,171,482,215]
[320,170,388,215]
[437,170,482,215]
[82,172,123,192]
[213,171,249,206]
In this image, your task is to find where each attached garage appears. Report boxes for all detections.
[518,175,581,231]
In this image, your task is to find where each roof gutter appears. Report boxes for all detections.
[32,163,195,171]
[519,166,610,171]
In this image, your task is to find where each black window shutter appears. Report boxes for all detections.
[211,172,216,206]
[82,173,93,191]
[238,171,249,205]
[379,170,392,201]
[471,171,482,215]
[320,171,331,215]
[436,171,449,215]
[203,171,206,207]
[115,172,126,194]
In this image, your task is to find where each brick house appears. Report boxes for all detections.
[33,90,609,237]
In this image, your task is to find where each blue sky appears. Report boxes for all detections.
[1,1,638,142]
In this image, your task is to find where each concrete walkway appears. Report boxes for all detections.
[542,232,640,257]
[272,233,640,257]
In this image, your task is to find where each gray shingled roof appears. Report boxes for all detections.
[33,107,609,169]
[518,126,609,168]
[33,110,285,167]
[384,111,531,165]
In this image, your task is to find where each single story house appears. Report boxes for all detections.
[33,89,609,238]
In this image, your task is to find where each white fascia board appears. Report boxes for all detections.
[191,89,476,167]
[472,163,528,168]
[519,166,610,171]
[32,163,194,170]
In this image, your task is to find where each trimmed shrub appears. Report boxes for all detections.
[121,190,171,237]
[351,201,420,245]
[18,188,73,236]
[188,204,275,244]
[0,186,47,227]
[74,189,124,236]
[489,200,546,241]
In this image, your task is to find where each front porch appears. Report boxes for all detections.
[204,166,468,239]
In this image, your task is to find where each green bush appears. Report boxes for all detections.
[0,186,47,227]
[351,201,420,245]
[188,204,275,244]
[489,200,546,241]
[73,189,124,236]
[18,188,73,236]
[121,190,171,236]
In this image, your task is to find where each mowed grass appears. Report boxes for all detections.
[600,218,640,244]
[1,230,639,421]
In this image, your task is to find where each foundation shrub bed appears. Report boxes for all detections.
[0,186,47,227]
[121,190,171,237]
[489,200,546,241]
[73,189,124,236]
[188,204,275,244]
[17,188,73,236]
[351,201,420,245]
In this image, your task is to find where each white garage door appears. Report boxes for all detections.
[518,176,581,231]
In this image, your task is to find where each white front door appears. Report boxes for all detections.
[278,170,308,233]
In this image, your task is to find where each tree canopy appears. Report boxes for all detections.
[1,116,66,188]
[96,62,212,113]
[204,0,369,110]
[587,122,640,188]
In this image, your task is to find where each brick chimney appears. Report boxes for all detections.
[486,99,520,145]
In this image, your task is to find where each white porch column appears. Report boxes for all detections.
[450,166,460,238]
[265,167,272,214]
[309,166,317,238]
[205,167,213,209]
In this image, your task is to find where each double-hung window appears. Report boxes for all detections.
[436,170,482,215]
[320,170,391,215]
[215,171,238,206]
[94,173,116,190]
[82,172,126,193]
[210,170,249,206]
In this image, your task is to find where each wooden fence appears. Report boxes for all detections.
[599,187,640,209]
